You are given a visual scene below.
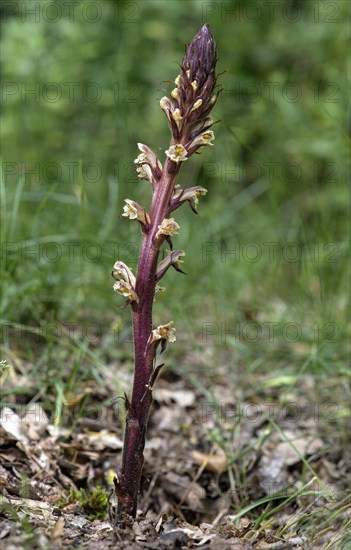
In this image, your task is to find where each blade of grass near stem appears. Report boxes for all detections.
[0,160,7,241]
[8,175,25,242]
[269,419,322,483]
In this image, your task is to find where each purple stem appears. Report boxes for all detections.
[116,160,180,519]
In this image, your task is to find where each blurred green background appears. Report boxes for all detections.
[1,0,350,380]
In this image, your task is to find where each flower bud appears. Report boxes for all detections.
[161,25,218,145]
[171,88,180,102]
[182,24,217,95]
[177,24,218,131]
[171,109,183,131]
[160,96,173,120]
[191,99,203,112]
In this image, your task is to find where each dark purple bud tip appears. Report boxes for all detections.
[161,25,219,143]
[185,24,216,75]
[182,24,217,96]
[168,24,218,139]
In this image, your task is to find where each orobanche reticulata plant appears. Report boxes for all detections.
[112,24,219,522]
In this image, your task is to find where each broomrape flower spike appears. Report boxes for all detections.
[111,24,219,522]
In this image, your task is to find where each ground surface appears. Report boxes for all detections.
[0,348,349,549]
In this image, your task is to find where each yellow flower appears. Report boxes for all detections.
[165,144,188,163]
[113,281,139,303]
[189,130,215,149]
[194,188,208,206]
[150,321,176,343]
[134,153,147,165]
[122,199,150,225]
[136,164,153,182]
[156,218,180,239]
[171,185,207,213]
[112,261,136,287]
[134,144,162,182]
[122,199,138,220]
[137,143,162,172]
